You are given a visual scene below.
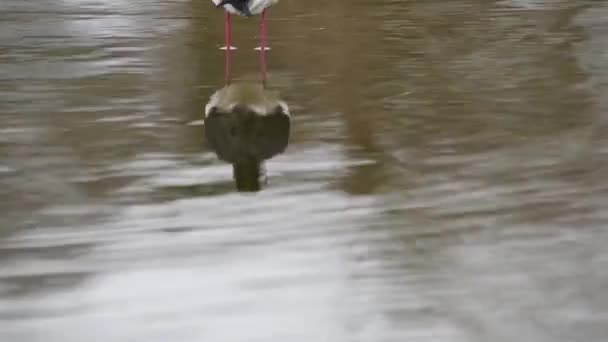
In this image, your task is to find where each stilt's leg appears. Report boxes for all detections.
[220,12,237,50]
[254,9,271,51]
[261,10,267,50]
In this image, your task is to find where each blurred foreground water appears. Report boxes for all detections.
[1,0,608,341]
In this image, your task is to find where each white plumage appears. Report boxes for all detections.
[212,0,279,50]
[211,0,278,16]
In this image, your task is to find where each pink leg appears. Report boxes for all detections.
[226,12,231,47]
[220,12,236,50]
[255,10,270,51]
[261,10,267,50]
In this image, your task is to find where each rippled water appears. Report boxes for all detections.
[2,0,608,341]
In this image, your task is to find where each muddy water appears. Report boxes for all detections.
[1,0,608,341]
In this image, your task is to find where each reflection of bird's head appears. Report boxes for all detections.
[204,82,290,192]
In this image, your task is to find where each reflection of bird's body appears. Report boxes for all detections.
[204,82,290,192]
[211,0,279,50]
[205,82,289,118]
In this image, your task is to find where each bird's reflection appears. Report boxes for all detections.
[204,49,290,192]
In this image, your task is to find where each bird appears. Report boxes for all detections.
[204,81,290,192]
[211,0,280,51]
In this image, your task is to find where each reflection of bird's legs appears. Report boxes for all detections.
[259,41,267,85]
[220,12,237,50]
[225,42,232,84]
[255,9,270,51]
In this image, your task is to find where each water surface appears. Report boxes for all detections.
[1,0,608,341]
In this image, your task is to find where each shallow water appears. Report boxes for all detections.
[1,0,608,341]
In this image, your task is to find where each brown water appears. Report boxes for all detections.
[2,0,608,341]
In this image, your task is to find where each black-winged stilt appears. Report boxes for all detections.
[211,0,279,51]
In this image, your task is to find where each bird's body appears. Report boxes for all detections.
[211,0,280,50]
[212,0,278,16]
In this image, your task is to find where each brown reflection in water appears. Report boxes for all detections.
[154,0,608,200]
[203,49,290,192]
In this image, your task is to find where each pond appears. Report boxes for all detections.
[1,0,607,341]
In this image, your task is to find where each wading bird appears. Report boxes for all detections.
[211,0,279,51]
